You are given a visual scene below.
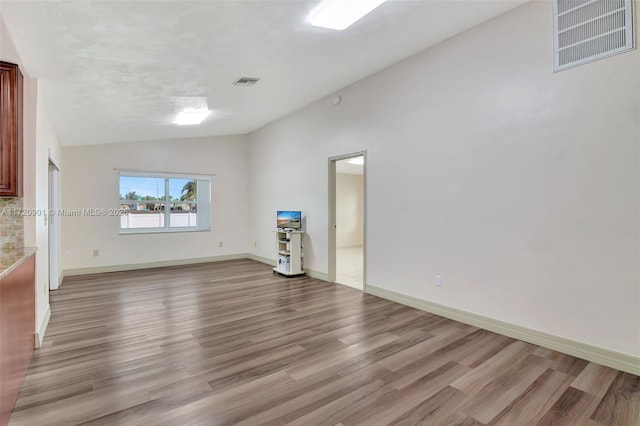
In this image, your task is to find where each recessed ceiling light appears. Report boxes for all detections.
[310,0,386,30]
[176,110,210,126]
[347,157,364,166]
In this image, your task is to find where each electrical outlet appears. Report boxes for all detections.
[218,242,223,248]
[435,275,442,287]
[66,251,72,258]
[93,250,99,257]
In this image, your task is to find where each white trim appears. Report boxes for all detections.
[246,254,330,281]
[119,227,210,235]
[328,159,337,283]
[328,150,367,292]
[65,252,332,282]
[61,256,638,374]
[332,280,364,292]
[49,160,60,291]
[63,254,248,277]
[47,148,61,170]
[366,285,640,376]
[304,267,329,281]
[114,168,215,178]
[35,304,51,349]
[246,253,276,266]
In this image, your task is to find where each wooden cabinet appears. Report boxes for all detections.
[0,254,35,426]
[0,61,23,197]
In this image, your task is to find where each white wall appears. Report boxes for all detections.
[0,13,35,247]
[1,14,63,340]
[336,172,363,248]
[61,136,249,271]
[33,86,62,337]
[249,1,640,357]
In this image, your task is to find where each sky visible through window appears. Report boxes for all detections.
[120,176,195,201]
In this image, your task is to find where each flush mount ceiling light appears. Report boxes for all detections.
[310,0,386,30]
[347,157,364,166]
[233,77,261,86]
[175,110,210,126]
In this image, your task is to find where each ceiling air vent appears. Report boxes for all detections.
[233,77,260,86]
[553,0,634,71]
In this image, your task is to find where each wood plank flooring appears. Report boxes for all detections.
[9,259,640,425]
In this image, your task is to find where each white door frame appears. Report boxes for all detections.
[328,151,367,292]
[48,157,60,290]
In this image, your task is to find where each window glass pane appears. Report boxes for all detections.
[118,174,208,233]
[119,176,166,229]
[120,203,166,229]
[169,179,197,228]
[170,178,197,202]
[120,176,165,201]
[168,203,197,228]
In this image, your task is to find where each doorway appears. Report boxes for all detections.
[329,152,365,291]
[48,160,60,290]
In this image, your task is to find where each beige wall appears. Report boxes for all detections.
[249,1,640,357]
[336,173,363,249]
[61,136,249,271]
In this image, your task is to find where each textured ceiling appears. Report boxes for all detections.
[1,0,527,146]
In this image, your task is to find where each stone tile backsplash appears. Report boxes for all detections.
[0,197,24,250]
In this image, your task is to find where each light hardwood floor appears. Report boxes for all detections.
[9,259,640,425]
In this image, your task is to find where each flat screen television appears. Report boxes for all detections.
[277,211,302,230]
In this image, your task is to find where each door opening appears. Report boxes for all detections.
[48,160,60,290]
[329,152,366,291]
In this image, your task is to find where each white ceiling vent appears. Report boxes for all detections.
[233,77,260,86]
[553,0,634,71]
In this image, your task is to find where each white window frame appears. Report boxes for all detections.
[118,171,212,235]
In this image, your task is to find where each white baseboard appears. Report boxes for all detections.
[333,280,364,292]
[246,253,276,266]
[305,268,329,281]
[63,254,249,277]
[366,285,640,376]
[35,304,51,349]
[63,257,636,375]
[246,254,329,281]
[64,254,324,279]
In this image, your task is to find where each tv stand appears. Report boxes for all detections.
[273,230,305,277]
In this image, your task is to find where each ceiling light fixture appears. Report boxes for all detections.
[233,77,261,86]
[310,0,386,30]
[175,110,210,126]
[347,157,364,166]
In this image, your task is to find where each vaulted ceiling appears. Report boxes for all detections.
[1,1,527,146]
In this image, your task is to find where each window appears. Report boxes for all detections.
[119,172,211,233]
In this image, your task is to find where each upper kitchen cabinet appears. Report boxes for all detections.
[0,61,23,197]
